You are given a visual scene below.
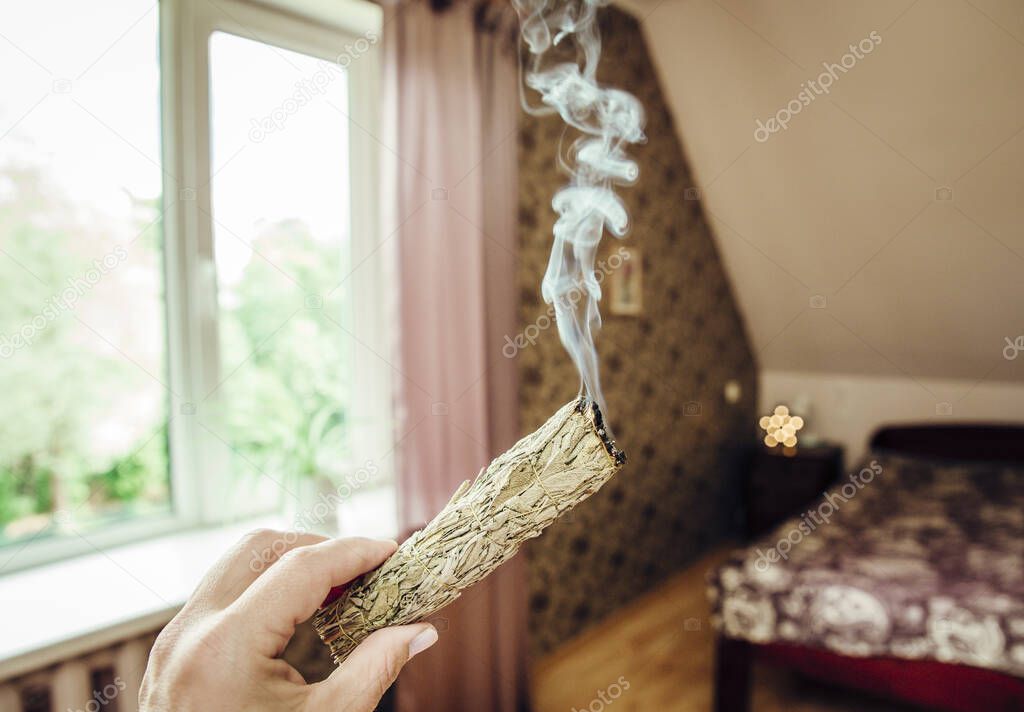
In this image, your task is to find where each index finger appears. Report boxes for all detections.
[230,537,397,655]
[190,529,329,612]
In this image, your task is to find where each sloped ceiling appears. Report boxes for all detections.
[619,0,1024,383]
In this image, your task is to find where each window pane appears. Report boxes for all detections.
[0,1,169,549]
[208,33,355,505]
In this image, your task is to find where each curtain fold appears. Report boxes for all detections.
[380,1,528,710]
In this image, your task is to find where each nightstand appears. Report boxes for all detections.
[742,444,843,539]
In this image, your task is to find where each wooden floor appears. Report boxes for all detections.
[532,547,915,712]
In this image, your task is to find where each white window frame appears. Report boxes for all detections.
[3,0,389,573]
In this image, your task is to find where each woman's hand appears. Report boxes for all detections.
[140,531,437,712]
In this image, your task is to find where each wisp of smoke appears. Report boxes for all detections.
[513,0,645,422]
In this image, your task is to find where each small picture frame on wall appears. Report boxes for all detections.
[609,246,642,316]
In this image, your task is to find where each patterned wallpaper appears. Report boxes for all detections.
[517,6,757,657]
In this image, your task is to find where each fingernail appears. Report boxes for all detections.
[380,538,399,548]
[408,626,438,658]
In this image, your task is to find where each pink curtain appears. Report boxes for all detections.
[380,1,528,710]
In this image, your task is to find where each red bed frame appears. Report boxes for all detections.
[713,423,1024,712]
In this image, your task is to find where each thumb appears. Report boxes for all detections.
[307,623,438,712]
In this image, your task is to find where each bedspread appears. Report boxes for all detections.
[708,453,1024,677]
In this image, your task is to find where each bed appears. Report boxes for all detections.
[708,424,1024,712]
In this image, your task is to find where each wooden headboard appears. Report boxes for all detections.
[869,424,1024,464]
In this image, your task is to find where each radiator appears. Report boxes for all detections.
[0,634,155,712]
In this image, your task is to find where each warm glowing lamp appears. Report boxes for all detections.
[759,404,804,448]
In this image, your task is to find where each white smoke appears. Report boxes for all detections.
[513,0,645,421]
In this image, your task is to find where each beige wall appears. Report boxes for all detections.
[620,0,1024,439]
[761,370,1024,467]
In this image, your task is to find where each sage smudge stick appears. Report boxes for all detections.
[314,398,625,663]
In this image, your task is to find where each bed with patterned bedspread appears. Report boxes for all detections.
[707,453,1024,678]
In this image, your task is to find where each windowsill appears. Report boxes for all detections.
[0,517,283,681]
